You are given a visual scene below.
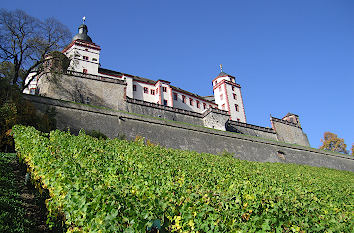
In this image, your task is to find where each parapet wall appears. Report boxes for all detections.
[227,120,278,141]
[38,71,127,111]
[271,117,310,147]
[25,95,354,172]
[126,97,204,126]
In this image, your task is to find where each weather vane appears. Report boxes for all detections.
[82,16,86,24]
[220,64,223,72]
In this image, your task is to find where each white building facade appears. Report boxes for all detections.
[25,22,246,122]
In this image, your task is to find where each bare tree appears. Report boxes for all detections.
[0,9,71,90]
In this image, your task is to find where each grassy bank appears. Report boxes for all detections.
[12,125,354,232]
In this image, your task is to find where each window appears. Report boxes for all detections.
[182,95,186,103]
[235,104,239,112]
[222,104,225,110]
[151,89,155,95]
[144,87,148,94]
[163,99,168,106]
[156,88,158,94]
[190,98,193,106]
[203,103,206,109]
[237,118,240,122]
[83,56,89,60]
[83,69,87,74]
[85,48,88,51]
[92,58,97,61]
[75,54,80,57]
[233,93,237,99]
[173,93,178,101]
[220,94,223,101]
[196,101,200,108]
[133,85,137,91]
[215,81,217,85]
[232,86,235,91]
[30,88,36,95]
[162,87,167,92]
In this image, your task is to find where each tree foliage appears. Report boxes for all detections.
[319,132,347,154]
[0,73,56,152]
[0,9,71,90]
[0,9,70,152]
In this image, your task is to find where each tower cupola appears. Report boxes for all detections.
[72,18,92,42]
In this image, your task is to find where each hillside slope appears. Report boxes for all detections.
[12,125,353,232]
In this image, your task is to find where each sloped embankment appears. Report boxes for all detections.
[12,125,354,232]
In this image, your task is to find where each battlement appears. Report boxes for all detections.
[66,70,126,85]
[228,120,276,134]
[271,116,302,129]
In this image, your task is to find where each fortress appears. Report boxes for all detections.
[23,21,353,171]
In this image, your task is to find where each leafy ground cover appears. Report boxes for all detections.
[0,152,53,232]
[12,125,354,232]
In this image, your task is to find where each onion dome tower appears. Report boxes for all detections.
[62,17,101,75]
[72,23,92,42]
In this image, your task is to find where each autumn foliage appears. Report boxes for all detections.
[319,132,347,154]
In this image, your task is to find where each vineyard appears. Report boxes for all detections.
[12,125,353,232]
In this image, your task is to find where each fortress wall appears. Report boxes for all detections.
[38,72,127,111]
[226,121,278,141]
[271,117,310,147]
[126,98,204,126]
[25,95,354,172]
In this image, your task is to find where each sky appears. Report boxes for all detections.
[3,0,354,149]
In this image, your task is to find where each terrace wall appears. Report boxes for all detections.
[25,95,354,172]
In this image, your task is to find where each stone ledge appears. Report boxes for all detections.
[126,97,203,118]
[66,70,126,85]
[228,120,276,134]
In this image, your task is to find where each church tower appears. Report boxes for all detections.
[62,18,101,75]
[212,66,246,123]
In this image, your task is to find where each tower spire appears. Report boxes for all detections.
[82,16,86,24]
[220,64,223,73]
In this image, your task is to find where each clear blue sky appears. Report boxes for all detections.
[3,0,354,149]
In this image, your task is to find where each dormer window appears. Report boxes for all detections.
[182,95,186,103]
[190,99,193,106]
[83,56,89,60]
[162,87,167,92]
[92,58,97,61]
[83,68,87,73]
[144,87,148,94]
